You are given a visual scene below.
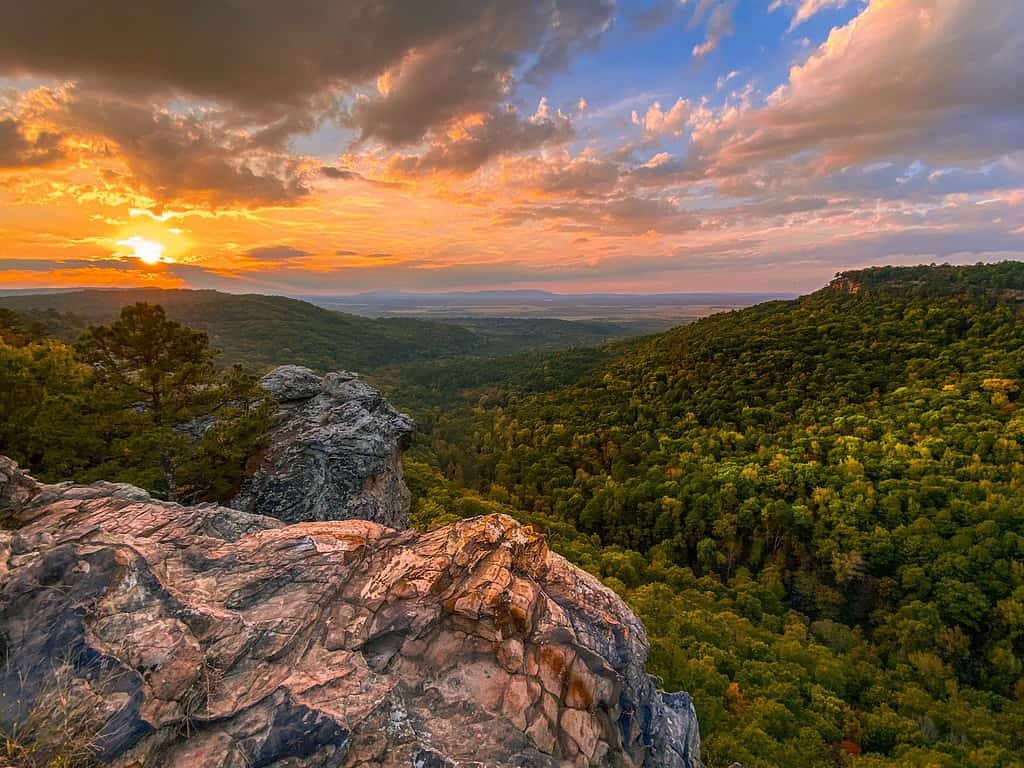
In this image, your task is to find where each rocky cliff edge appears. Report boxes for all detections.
[0,456,700,768]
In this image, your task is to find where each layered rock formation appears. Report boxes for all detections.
[229,365,415,529]
[0,456,700,767]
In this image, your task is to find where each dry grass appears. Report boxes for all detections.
[178,656,224,739]
[1,658,119,768]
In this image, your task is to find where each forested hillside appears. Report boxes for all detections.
[0,289,630,370]
[3,263,1023,767]
[396,263,1024,768]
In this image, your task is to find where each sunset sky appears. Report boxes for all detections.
[0,0,1021,294]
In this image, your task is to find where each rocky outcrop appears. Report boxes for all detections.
[827,274,862,294]
[229,365,415,529]
[0,457,700,768]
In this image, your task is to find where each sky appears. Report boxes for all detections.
[0,0,1021,294]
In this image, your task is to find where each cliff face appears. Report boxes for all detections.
[229,366,415,529]
[827,275,861,294]
[0,456,700,768]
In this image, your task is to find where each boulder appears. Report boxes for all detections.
[229,366,415,529]
[0,456,701,768]
[259,364,324,401]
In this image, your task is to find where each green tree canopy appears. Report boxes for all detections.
[2,303,271,503]
[76,302,215,428]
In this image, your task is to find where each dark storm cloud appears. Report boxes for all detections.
[389,105,574,176]
[0,0,615,206]
[319,167,360,181]
[47,88,312,206]
[0,258,140,271]
[0,0,615,138]
[346,37,520,146]
[344,0,613,144]
[319,165,405,188]
[0,118,65,169]
[534,158,621,197]
[498,194,700,235]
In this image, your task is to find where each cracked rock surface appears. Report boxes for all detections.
[0,456,700,768]
[229,366,415,529]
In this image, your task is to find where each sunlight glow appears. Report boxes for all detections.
[118,236,168,265]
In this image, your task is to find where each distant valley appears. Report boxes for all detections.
[0,288,644,372]
[302,288,790,333]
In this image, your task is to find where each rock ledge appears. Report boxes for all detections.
[1,456,700,768]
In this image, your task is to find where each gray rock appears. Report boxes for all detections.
[175,412,218,441]
[0,454,40,522]
[0,458,702,768]
[229,366,415,529]
[259,364,324,401]
[658,692,703,767]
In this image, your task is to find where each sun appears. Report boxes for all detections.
[118,236,168,265]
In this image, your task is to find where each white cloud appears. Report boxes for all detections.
[770,0,851,30]
[715,70,740,91]
[634,98,691,137]
[698,0,1024,175]
[692,2,735,58]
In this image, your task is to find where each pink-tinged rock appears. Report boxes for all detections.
[0,455,701,767]
[496,637,526,673]
[501,674,536,730]
[561,707,602,761]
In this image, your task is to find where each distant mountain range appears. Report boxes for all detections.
[303,288,792,308]
[299,289,792,327]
